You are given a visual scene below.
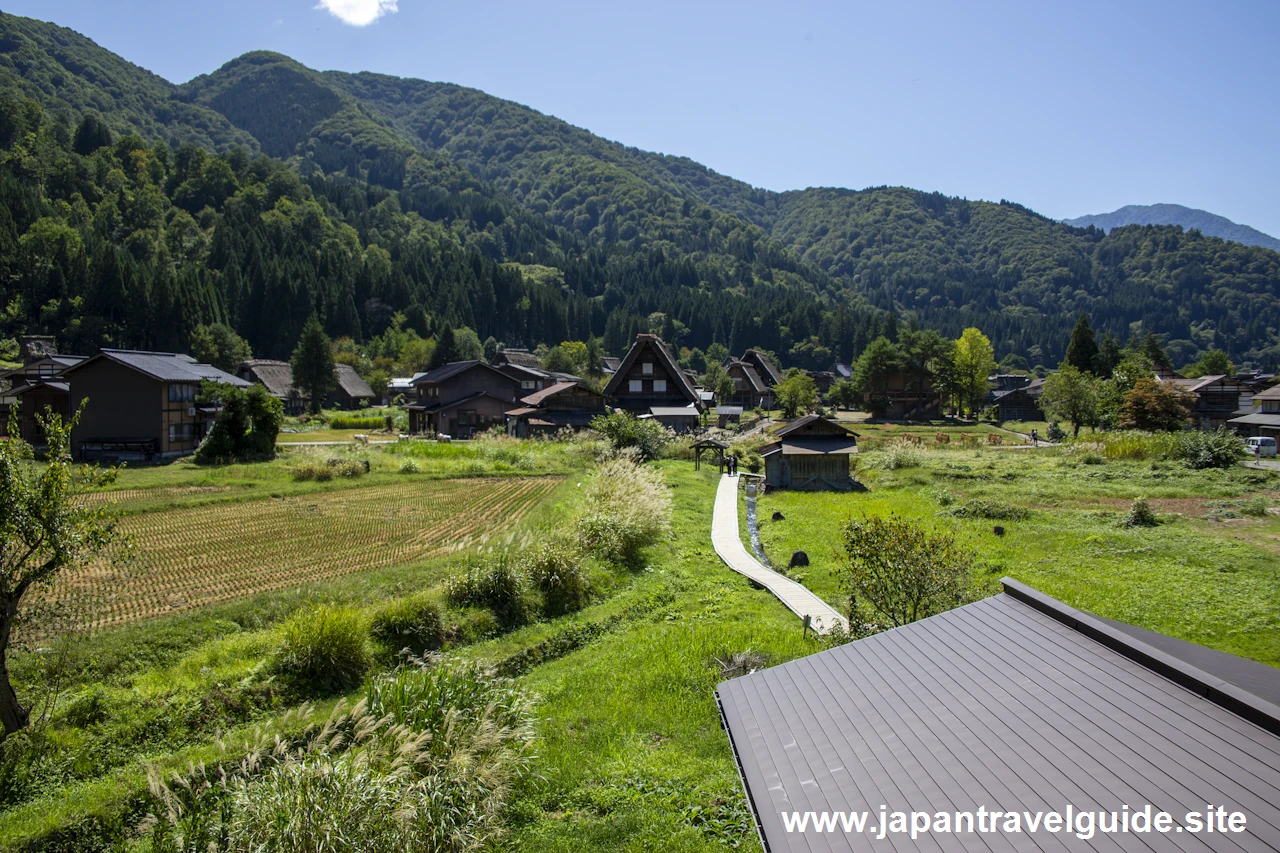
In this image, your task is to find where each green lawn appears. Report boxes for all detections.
[751,446,1280,667]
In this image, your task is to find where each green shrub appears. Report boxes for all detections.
[574,459,673,565]
[398,458,420,474]
[292,461,333,482]
[945,499,1030,520]
[446,557,532,628]
[839,514,971,635]
[369,593,446,657]
[1176,428,1245,470]
[329,416,385,431]
[1046,422,1066,442]
[271,605,371,694]
[1123,497,1159,528]
[933,489,956,507]
[523,541,592,616]
[1241,495,1271,517]
[589,411,671,461]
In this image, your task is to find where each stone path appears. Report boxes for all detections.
[710,475,848,635]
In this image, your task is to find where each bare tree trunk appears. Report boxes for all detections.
[0,618,28,739]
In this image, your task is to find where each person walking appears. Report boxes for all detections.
[1031,429,1039,447]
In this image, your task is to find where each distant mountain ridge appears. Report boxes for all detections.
[4,10,1280,370]
[1064,204,1280,253]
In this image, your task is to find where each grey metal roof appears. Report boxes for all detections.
[763,436,860,456]
[717,406,745,415]
[717,578,1280,852]
[649,406,700,417]
[71,350,249,386]
[1229,412,1280,427]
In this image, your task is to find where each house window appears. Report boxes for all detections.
[168,384,197,403]
[521,380,536,391]
[168,423,194,443]
[654,379,667,393]
[629,380,643,393]
[642,362,654,375]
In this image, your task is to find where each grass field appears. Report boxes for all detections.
[751,445,1280,666]
[51,477,560,633]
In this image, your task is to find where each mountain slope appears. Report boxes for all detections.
[1064,204,1280,253]
[0,13,257,152]
[3,10,1280,369]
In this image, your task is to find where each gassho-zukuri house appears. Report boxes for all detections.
[760,415,859,491]
[716,578,1280,852]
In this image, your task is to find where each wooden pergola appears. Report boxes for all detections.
[692,438,730,472]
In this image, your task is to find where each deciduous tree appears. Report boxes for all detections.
[951,328,997,417]
[775,369,818,418]
[1119,378,1194,431]
[1,407,120,739]
[1040,364,1101,438]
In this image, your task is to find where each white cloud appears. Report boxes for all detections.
[317,0,398,27]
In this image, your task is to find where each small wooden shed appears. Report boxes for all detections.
[760,415,858,491]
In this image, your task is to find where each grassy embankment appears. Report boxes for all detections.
[750,444,1280,667]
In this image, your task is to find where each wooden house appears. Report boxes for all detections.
[602,334,703,416]
[644,406,701,434]
[236,359,306,415]
[740,349,783,387]
[862,369,941,420]
[324,364,375,410]
[10,380,71,446]
[0,353,84,438]
[63,349,249,462]
[406,360,521,438]
[1228,385,1280,437]
[722,358,774,409]
[506,381,610,437]
[991,377,1045,422]
[760,415,858,491]
[1164,374,1242,429]
[492,349,544,371]
[716,405,743,428]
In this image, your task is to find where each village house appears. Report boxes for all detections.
[236,360,306,415]
[1163,374,1243,429]
[760,415,858,491]
[63,349,248,462]
[405,360,521,438]
[989,375,1045,422]
[716,405,743,429]
[324,364,376,410]
[1228,384,1280,438]
[506,381,610,437]
[643,407,702,434]
[0,352,85,439]
[721,357,774,409]
[863,368,942,420]
[740,349,784,387]
[491,348,544,371]
[602,334,703,419]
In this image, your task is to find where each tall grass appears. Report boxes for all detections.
[146,661,534,853]
[574,459,673,565]
[1095,431,1180,461]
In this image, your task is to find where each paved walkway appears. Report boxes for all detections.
[711,475,848,635]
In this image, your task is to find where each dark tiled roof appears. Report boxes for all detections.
[414,360,486,385]
[70,349,248,386]
[718,579,1280,853]
[1253,385,1280,402]
[520,381,603,407]
[334,364,374,399]
[12,380,69,394]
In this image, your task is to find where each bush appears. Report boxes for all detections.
[1096,430,1180,461]
[271,605,372,694]
[1176,427,1244,470]
[1046,422,1066,442]
[446,556,532,628]
[523,541,592,617]
[1123,497,1159,528]
[945,499,1030,520]
[369,593,446,657]
[1241,496,1271,517]
[329,416,385,431]
[399,458,420,474]
[292,461,334,482]
[574,459,673,565]
[839,515,971,635]
[876,437,924,470]
[589,411,672,461]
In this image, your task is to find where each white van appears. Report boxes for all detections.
[1246,436,1277,458]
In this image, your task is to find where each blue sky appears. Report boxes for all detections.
[11,0,1280,236]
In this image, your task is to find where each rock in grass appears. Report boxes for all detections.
[993,526,1005,536]
[789,550,810,568]
[772,511,785,521]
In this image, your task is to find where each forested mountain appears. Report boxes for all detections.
[1064,204,1280,254]
[3,10,1280,371]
